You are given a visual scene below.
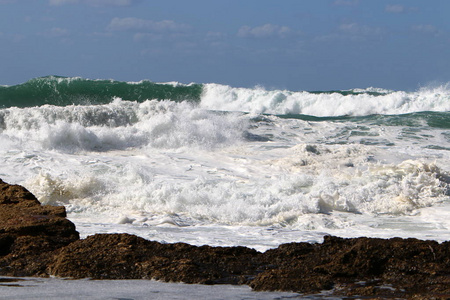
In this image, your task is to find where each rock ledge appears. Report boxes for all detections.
[1,179,449,299]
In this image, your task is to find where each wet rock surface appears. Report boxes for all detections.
[0,179,79,276]
[1,179,449,299]
[253,236,450,298]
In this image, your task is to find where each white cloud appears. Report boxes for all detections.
[237,24,293,39]
[108,17,190,33]
[412,24,441,36]
[385,5,417,13]
[49,0,136,6]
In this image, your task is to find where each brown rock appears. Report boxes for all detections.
[48,233,260,285]
[0,179,79,276]
[1,178,450,299]
[250,269,333,292]
[254,235,450,298]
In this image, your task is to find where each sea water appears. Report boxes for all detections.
[0,277,308,299]
[0,77,449,253]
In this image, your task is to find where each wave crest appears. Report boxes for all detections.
[0,76,202,108]
[200,83,450,116]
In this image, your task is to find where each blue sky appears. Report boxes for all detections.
[0,0,448,91]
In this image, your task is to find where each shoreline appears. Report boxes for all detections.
[1,178,449,299]
[0,277,303,300]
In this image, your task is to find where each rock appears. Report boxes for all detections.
[253,235,450,298]
[0,179,79,276]
[1,178,450,298]
[48,233,260,285]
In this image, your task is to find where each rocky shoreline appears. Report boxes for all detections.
[1,178,449,299]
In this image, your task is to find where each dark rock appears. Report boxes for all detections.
[250,269,334,292]
[48,233,260,285]
[255,235,450,298]
[1,178,450,299]
[0,179,79,276]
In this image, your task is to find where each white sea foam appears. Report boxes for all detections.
[0,99,248,152]
[200,83,450,116]
[0,97,449,250]
[351,87,394,94]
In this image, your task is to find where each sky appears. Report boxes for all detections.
[0,0,448,91]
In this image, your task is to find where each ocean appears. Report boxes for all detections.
[1,76,449,253]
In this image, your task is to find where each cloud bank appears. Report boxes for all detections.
[107,17,190,33]
[237,24,293,39]
[385,5,417,14]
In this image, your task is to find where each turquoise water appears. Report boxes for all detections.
[0,76,449,251]
[0,76,202,108]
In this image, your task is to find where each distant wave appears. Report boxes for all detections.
[0,76,202,108]
[1,76,449,117]
[200,83,450,116]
